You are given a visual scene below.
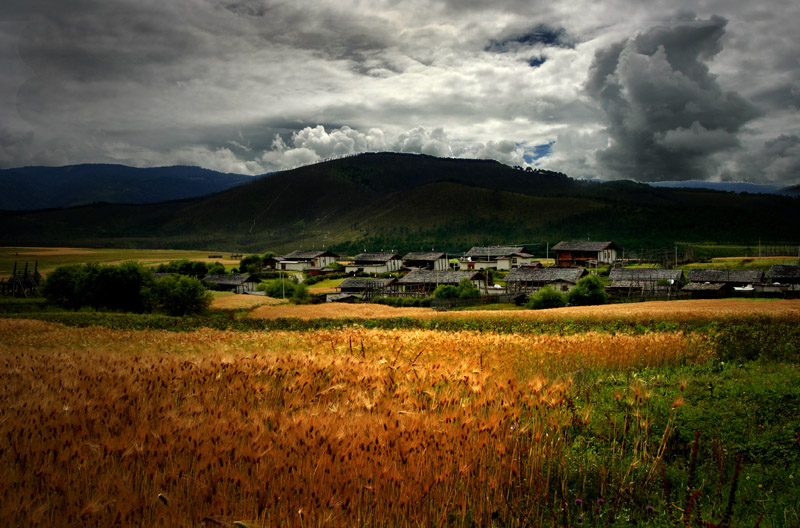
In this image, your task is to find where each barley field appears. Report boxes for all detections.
[0,318,717,527]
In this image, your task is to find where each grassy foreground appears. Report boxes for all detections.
[0,302,798,527]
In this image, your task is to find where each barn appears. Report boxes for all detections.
[505,267,588,294]
[552,241,620,267]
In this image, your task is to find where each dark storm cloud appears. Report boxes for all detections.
[586,15,761,181]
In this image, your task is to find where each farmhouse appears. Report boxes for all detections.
[398,270,487,295]
[203,274,260,294]
[682,269,764,298]
[336,277,397,298]
[766,264,800,285]
[552,241,620,267]
[607,268,684,296]
[265,250,339,272]
[402,252,449,271]
[345,252,402,274]
[458,246,535,271]
[505,267,588,294]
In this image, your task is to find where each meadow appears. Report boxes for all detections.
[1,302,798,527]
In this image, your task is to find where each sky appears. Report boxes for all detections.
[1,0,799,184]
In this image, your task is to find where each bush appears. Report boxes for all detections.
[149,275,212,316]
[567,274,609,306]
[457,278,480,299]
[290,283,312,304]
[259,276,298,299]
[527,286,567,309]
[433,285,459,299]
[43,262,154,312]
[42,265,86,310]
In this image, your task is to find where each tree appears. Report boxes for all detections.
[456,277,480,299]
[239,254,263,275]
[527,286,567,309]
[290,282,311,304]
[207,262,226,275]
[567,274,608,306]
[150,274,212,316]
[259,276,298,299]
[41,265,85,310]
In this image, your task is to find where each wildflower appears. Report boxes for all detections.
[597,498,605,505]
[646,505,654,513]
[575,498,583,506]
[577,515,583,523]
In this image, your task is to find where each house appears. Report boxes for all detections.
[266,250,339,272]
[682,269,764,298]
[203,274,260,294]
[458,246,535,271]
[336,277,397,298]
[397,270,487,296]
[325,293,361,303]
[505,267,588,294]
[402,252,449,271]
[345,252,402,274]
[552,241,621,267]
[607,268,684,295]
[766,264,800,285]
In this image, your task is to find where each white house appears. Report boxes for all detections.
[345,252,402,274]
[267,250,339,272]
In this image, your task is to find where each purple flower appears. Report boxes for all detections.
[597,498,605,505]
[646,505,655,513]
[577,515,583,523]
[574,498,583,506]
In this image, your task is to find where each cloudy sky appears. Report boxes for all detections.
[1,0,798,183]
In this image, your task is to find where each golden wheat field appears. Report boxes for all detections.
[0,318,710,526]
[210,294,288,311]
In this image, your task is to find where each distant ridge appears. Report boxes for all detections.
[0,164,255,210]
[648,180,786,195]
[0,152,798,253]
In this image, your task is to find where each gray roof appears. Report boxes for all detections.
[398,270,484,285]
[402,252,447,261]
[282,250,339,260]
[505,267,588,284]
[465,246,526,259]
[352,252,401,263]
[766,264,800,281]
[607,280,675,290]
[203,274,258,286]
[338,278,396,290]
[552,240,620,252]
[609,268,683,281]
[682,282,727,292]
[687,269,764,284]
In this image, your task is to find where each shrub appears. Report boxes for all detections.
[41,265,85,310]
[259,276,298,299]
[567,274,609,306]
[43,262,154,313]
[149,274,212,316]
[290,283,312,304]
[457,278,480,299]
[527,286,567,309]
[433,284,459,299]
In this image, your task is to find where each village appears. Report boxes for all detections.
[195,241,800,305]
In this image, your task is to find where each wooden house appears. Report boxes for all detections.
[336,277,397,298]
[458,246,535,271]
[682,269,764,298]
[505,267,587,294]
[402,252,449,271]
[345,252,402,274]
[552,241,620,267]
[766,264,800,285]
[398,270,487,295]
[266,250,339,272]
[607,268,683,295]
[203,274,260,294]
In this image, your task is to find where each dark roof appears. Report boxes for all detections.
[402,252,447,261]
[687,269,764,284]
[505,267,588,283]
[352,252,401,263]
[465,246,526,259]
[203,274,258,286]
[552,241,621,252]
[607,280,676,290]
[282,250,339,260]
[338,278,396,290]
[609,268,683,281]
[398,270,484,285]
[766,264,800,281]
[682,282,727,292]
[497,252,535,259]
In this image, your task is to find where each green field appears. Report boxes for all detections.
[0,247,238,278]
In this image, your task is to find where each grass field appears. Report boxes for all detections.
[0,247,239,278]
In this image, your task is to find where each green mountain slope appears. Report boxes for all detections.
[1,153,797,253]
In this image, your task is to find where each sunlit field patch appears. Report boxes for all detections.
[0,319,712,526]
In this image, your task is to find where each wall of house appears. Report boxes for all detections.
[281,261,311,272]
[318,256,337,268]
[458,260,496,271]
[345,264,390,274]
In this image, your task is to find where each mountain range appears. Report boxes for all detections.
[1,153,798,253]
